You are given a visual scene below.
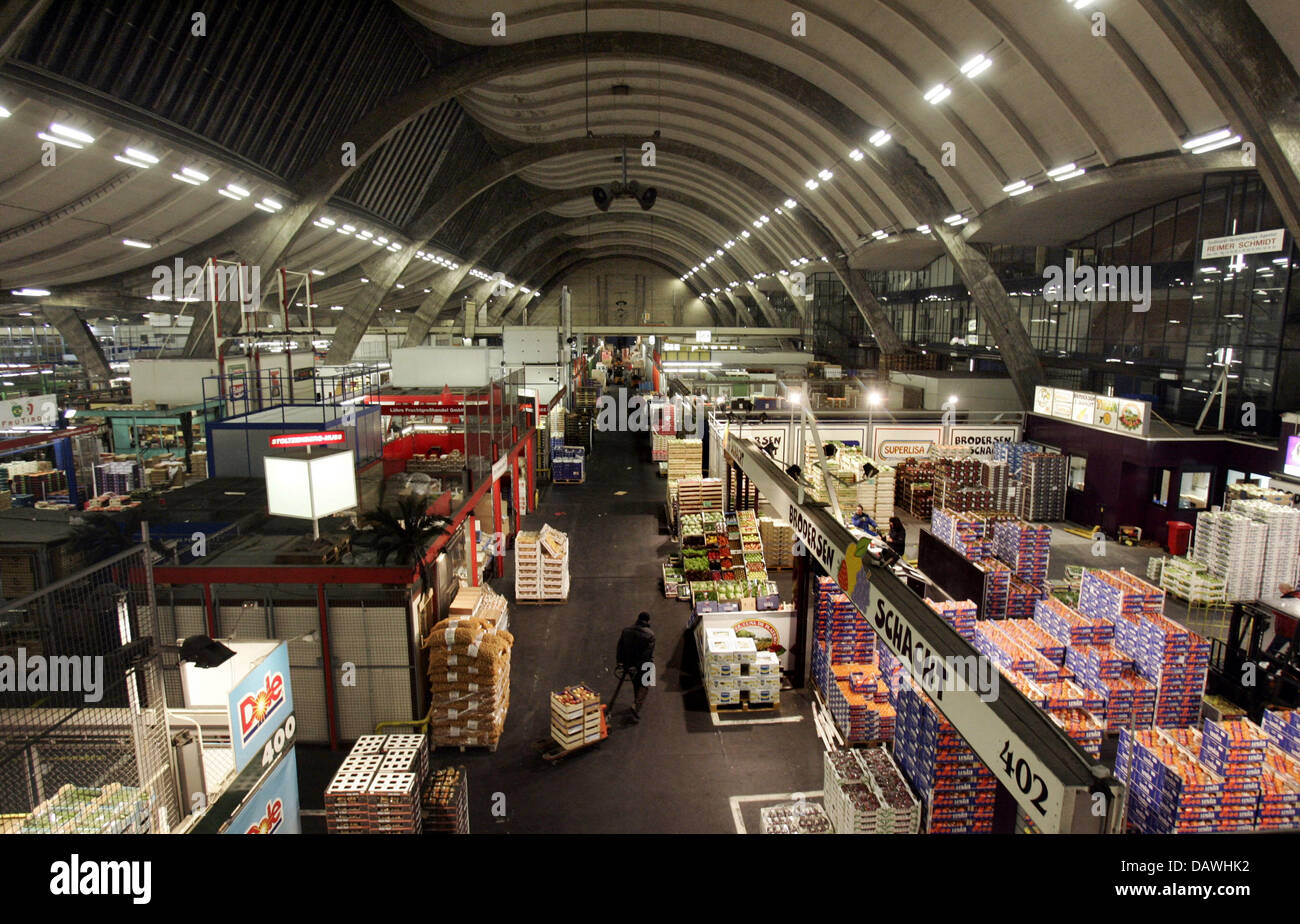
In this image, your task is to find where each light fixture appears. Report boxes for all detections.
[961,54,992,78]
[783,199,797,209]
[924,84,952,104]
[868,391,882,407]
[122,238,152,249]
[114,147,157,169]
[0,105,10,118]
[180,166,209,182]
[870,129,891,147]
[1046,163,1077,178]
[36,131,83,149]
[805,179,819,190]
[715,249,723,257]
[173,172,203,186]
[818,169,833,182]
[1051,167,1086,182]
[360,277,369,283]
[741,230,751,239]
[1188,133,1242,155]
[12,288,50,297]
[1009,184,1034,197]
[944,214,964,224]
[1003,180,1027,193]
[311,269,324,276]
[48,122,95,145]
[871,229,889,240]
[917,224,931,234]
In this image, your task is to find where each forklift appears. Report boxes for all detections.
[1209,599,1300,717]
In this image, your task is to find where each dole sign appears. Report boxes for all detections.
[227,643,294,771]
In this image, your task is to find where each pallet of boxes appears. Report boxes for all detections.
[699,625,780,710]
[422,601,514,751]
[422,765,470,834]
[324,734,430,834]
[515,524,570,603]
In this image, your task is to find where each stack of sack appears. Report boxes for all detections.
[423,613,513,749]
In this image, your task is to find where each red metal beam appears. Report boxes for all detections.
[153,565,412,585]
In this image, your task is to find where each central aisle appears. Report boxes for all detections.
[459,422,823,833]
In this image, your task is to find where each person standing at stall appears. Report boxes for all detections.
[888,517,907,558]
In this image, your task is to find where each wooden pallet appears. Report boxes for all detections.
[709,699,780,713]
[552,476,585,485]
[515,596,569,605]
[433,740,499,753]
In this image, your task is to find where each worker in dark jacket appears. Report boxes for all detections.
[616,612,656,721]
[888,517,907,558]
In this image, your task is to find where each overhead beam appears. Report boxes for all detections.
[41,305,110,384]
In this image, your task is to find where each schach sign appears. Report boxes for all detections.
[268,431,346,449]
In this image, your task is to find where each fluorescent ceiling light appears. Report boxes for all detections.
[261,197,283,210]
[181,166,209,182]
[318,216,335,226]
[960,54,991,78]
[341,224,356,233]
[848,148,864,161]
[123,147,158,164]
[330,305,343,311]
[224,183,250,197]
[311,269,324,276]
[1182,128,1231,149]
[916,224,931,233]
[217,188,243,200]
[0,105,10,118]
[872,230,889,239]
[715,249,723,256]
[1046,163,1077,178]
[254,202,276,212]
[1189,134,1242,155]
[804,179,819,190]
[122,238,152,248]
[924,84,951,104]
[944,214,964,224]
[784,199,797,209]
[114,154,153,169]
[1051,168,1086,182]
[760,215,770,223]
[1009,184,1034,197]
[49,122,95,144]
[870,130,891,147]
[740,230,750,238]
[818,169,833,181]
[360,277,370,283]
[12,288,50,297]
[173,172,203,185]
[1003,180,1027,193]
[37,131,82,149]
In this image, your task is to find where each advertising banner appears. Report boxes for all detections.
[872,426,943,463]
[227,643,293,773]
[700,610,797,669]
[0,393,57,430]
[1201,228,1286,259]
[225,748,301,835]
[740,425,791,465]
[947,426,1020,455]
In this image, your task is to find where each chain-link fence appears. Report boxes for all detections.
[0,545,180,833]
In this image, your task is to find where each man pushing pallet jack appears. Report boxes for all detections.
[611,612,656,723]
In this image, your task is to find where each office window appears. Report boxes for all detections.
[1178,469,1213,510]
[1068,455,1086,491]
[1151,469,1172,506]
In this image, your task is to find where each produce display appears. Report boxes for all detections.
[421,612,513,749]
[759,801,833,834]
[550,683,607,750]
[17,783,152,834]
[926,598,976,641]
[1263,708,1300,758]
[822,746,920,834]
[1158,555,1227,605]
[759,517,794,568]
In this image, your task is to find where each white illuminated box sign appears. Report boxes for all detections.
[695,329,712,343]
[265,449,358,521]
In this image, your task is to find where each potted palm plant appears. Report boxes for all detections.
[361,496,452,590]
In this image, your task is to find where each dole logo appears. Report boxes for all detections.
[245,798,284,834]
[238,671,285,745]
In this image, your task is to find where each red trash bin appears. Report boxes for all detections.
[1166,521,1192,556]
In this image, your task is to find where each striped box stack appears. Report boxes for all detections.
[893,678,996,834]
[925,598,977,641]
[1015,452,1068,521]
[1034,596,1114,647]
[1191,510,1267,601]
[95,461,143,494]
[816,576,874,667]
[977,558,1012,619]
[1235,499,1300,594]
[980,459,1012,511]
[1136,612,1210,729]
[1258,746,1300,829]
[1262,708,1300,758]
[1005,576,1045,620]
[992,519,1051,588]
[1199,718,1269,832]
[1116,728,1225,834]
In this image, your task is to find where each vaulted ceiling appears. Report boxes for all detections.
[0,0,1293,344]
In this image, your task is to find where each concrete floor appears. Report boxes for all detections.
[298,434,1227,833]
[299,425,824,833]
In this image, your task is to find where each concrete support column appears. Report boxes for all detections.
[934,227,1044,409]
[325,247,417,363]
[41,306,111,384]
[404,265,471,347]
[829,259,903,355]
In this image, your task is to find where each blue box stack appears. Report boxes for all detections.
[816,577,874,666]
[893,679,996,833]
[992,519,1051,587]
[552,446,584,482]
[993,441,1036,476]
[1117,728,1225,834]
[1262,709,1300,758]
